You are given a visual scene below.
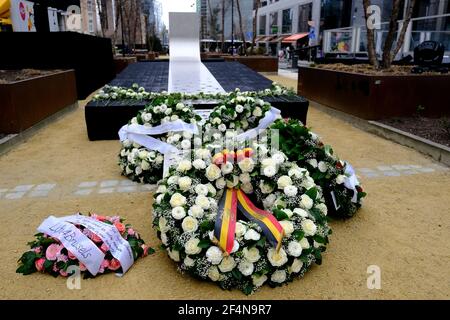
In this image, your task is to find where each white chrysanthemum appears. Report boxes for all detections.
[289,259,303,274]
[271,270,287,283]
[284,185,298,197]
[177,160,192,173]
[208,266,221,281]
[195,195,211,210]
[279,221,294,237]
[170,193,186,207]
[172,206,186,220]
[206,246,223,265]
[287,241,303,257]
[188,205,204,218]
[301,219,317,236]
[318,161,328,173]
[243,247,261,263]
[252,274,268,287]
[293,208,309,218]
[299,238,310,249]
[244,229,261,241]
[238,158,255,172]
[263,166,276,177]
[218,256,236,273]
[195,184,209,196]
[300,194,314,209]
[178,176,192,191]
[238,260,254,276]
[182,216,199,233]
[184,238,202,255]
[168,249,180,262]
[267,248,288,267]
[206,164,222,181]
[193,159,206,170]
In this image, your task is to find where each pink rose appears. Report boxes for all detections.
[60,269,68,277]
[95,215,107,222]
[68,251,76,260]
[46,244,63,261]
[35,258,45,272]
[100,243,109,253]
[33,247,42,254]
[127,228,135,236]
[56,253,68,263]
[114,222,126,234]
[108,259,121,271]
[90,233,102,243]
[52,264,59,272]
[79,262,87,272]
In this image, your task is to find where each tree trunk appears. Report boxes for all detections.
[363,0,379,68]
[380,0,402,69]
[221,0,225,52]
[235,0,246,54]
[392,0,416,59]
[251,0,261,55]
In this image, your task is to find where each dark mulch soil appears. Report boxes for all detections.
[380,117,450,147]
[315,63,446,76]
[0,69,61,84]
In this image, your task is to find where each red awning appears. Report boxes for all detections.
[270,35,289,43]
[257,35,277,42]
[282,33,309,43]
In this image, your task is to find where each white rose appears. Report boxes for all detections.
[236,104,244,113]
[226,176,239,188]
[138,150,149,159]
[267,248,288,267]
[238,158,255,173]
[181,139,191,150]
[221,162,234,174]
[170,115,179,121]
[182,216,199,233]
[318,161,328,173]
[184,256,195,267]
[239,173,251,184]
[215,178,226,189]
[243,247,261,263]
[301,219,317,236]
[178,176,192,191]
[244,229,261,241]
[252,274,267,287]
[212,117,222,125]
[141,160,150,171]
[283,209,293,218]
[195,195,211,209]
[167,175,179,185]
[316,203,328,216]
[193,159,206,170]
[289,259,303,274]
[164,108,172,115]
[188,205,204,218]
[263,166,276,177]
[206,246,223,265]
[261,158,275,168]
[271,270,287,283]
[195,184,209,196]
[177,160,192,173]
[168,249,180,262]
[294,208,309,218]
[176,102,185,110]
[307,159,318,168]
[241,183,253,194]
[170,193,186,207]
[277,176,292,189]
[301,177,315,190]
[274,198,286,208]
[208,266,221,281]
[155,155,164,164]
[299,238,310,249]
[300,194,314,209]
[263,194,276,208]
[253,107,263,117]
[260,181,274,194]
[238,260,254,276]
[241,120,249,129]
[272,153,285,164]
[231,240,240,253]
[184,238,202,255]
[158,217,169,233]
[218,124,227,132]
[336,174,346,184]
[218,256,236,273]
[279,221,294,237]
[161,232,168,245]
[235,222,247,238]
[172,206,186,220]
[156,194,164,204]
[284,185,298,197]
[206,164,222,181]
[287,241,303,257]
[288,167,305,178]
[206,183,216,196]
[172,134,181,142]
[123,139,132,148]
[135,166,143,175]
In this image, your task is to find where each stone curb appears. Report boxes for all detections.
[310,101,450,167]
[0,103,79,157]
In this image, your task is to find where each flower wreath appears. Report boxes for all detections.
[119,98,202,184]
[270,119,366,218]
[152,148,331,294]
[17,213,152,278]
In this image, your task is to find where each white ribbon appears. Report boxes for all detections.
[37,216,105,276]
[37,215,135,276]
[344,163,360,203]
[236,107,281,142]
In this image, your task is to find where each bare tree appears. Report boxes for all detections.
[207,0,221,40]
[363,0,417,69]
[235,0,247,54]
[250,0,261,54]
[96,0,108,37]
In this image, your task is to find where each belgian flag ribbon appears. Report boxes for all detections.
[214,189,284,254]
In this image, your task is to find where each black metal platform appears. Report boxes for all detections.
[85,61,309,141]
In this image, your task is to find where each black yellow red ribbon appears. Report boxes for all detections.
[214,189,284,254]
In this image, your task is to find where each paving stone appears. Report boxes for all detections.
[13,185,34,192]
[117,186,138,193]
[4,192,27,199]
[383,171,402,177]
[78,181,98,188]
[100,180,119,188]
[377,166,393,171]
[29,190,51,198]
[74,189,93,196]
[34,183,56,191]
[392,165,411,170]
[98,188,115,194]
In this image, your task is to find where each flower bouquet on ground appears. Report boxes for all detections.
[270,119,366,218]
[17,213,153,278]
[118,97,202,184]
[152,147,331,295]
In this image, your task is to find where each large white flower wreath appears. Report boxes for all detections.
[118,99,202,184]
[152,148,331,294]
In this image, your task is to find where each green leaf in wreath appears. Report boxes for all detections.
[232,269,243,280]
[273,209,289,221]
[197,239,211,249]
[293,230,305,241]
[306,187,318,200]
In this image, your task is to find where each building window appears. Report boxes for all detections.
[298,3,312,33]
[270,11,278,34]
[87,0,93,12]
[259,15,266,35]
[282,8,292,34]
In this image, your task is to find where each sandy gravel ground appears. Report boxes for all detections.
[0,75,449,300]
